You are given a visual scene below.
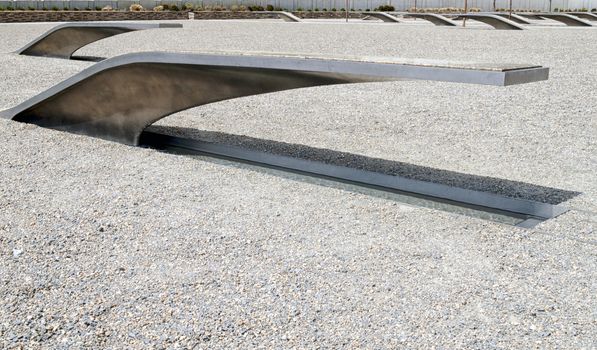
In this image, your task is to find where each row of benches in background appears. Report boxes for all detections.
[268,10,596,30]
[363,11,596,29]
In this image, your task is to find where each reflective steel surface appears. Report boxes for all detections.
[537,13,593,26]
[402,13,458,26]
[363,12,402,22]
[566,12,597,21]
[1,51,549,145]
[453,14,525,30]
[491,13,532,24]
[17,22,183,59]
[252,11,302,22]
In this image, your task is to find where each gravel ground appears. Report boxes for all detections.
[0,20,595,348]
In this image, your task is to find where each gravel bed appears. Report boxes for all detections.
[0,20,595,348]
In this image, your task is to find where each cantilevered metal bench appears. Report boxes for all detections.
[253,11,302,22]
[516,13,545,20]
[401,13,458,26]
[363,12,402,22]
[536,13,593,26]
[1,51,548,145]
[566,12,597,21]
[452,14,525,29]
[518,13,593,26]
[490,13,532,24]
[16,22,183,60]
[0,52,556,226]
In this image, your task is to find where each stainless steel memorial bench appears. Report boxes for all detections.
[516,13,545,20]
[253,11,302,22]
[535,13,593,26]
[490,13,532,24]
[518,13,593,26]
[16,22,183,60]
[400,13,458,26]
[1,52,548,145]
[0,51,556,226]
[451,13,525,30]
[566,12,597,21]
[363,12,402,22]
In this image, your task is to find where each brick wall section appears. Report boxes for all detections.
[0,10,365,23]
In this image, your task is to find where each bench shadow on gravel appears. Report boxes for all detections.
[142,125,580,205]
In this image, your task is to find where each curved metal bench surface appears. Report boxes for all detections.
[252,11,302,22]
[363,12,402,22]
[519,13,593,26]
[402,13,458,26]
[516,13,545,20]
[539,13,593,26]
[17,22,183,59]
[455,13,524,30]
[454,14,525,29]
[566,12,597,21]
[0,52,548,145]
[491,13,532,24]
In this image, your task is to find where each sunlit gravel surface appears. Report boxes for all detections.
[0,19,595,348]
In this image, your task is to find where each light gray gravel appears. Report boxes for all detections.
[0,20,595,348]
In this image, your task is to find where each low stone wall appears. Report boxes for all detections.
[292,11,363,19]
[0,10,364,23]
[0,11,188,22]
[192,11,363,19]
